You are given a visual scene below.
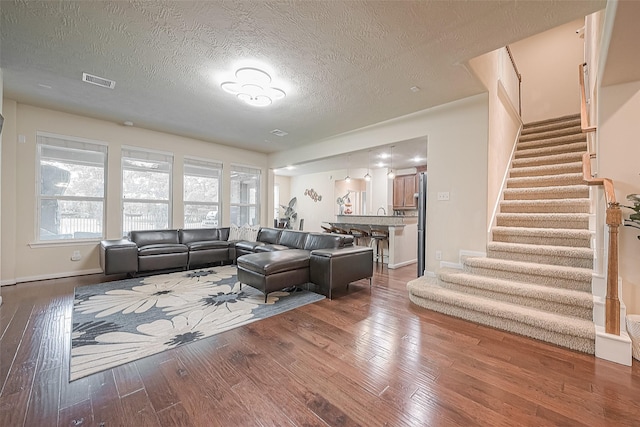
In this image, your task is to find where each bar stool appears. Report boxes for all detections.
[349,227,370,246]
[321,224,334,233]
[369,228,389,263]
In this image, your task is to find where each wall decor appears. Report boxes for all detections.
[304,188,322,202]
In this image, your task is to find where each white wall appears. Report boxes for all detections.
[290,170,338,233]
[599,80,640,314]
[510,19,586,123]
[1,101,268,284]
[469,48,523,230]
[274,94,489,274]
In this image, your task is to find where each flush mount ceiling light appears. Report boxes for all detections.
[221,67,286,107]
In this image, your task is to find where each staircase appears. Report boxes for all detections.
[408,114,596,353]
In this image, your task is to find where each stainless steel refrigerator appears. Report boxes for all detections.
[417,172,427,277]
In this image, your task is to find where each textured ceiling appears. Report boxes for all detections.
[1,1,604,155]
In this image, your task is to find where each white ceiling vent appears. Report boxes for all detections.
[82,72,116,89]
[270,129,288,137]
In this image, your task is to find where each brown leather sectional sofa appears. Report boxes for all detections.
[99,227,373,299]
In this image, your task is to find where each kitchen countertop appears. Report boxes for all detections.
[335,215,417,226]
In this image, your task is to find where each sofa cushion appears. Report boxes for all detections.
[236,240,266,251]
[130,230,180,247]
[138,243,188,256]
[303,233,343,251]
[218,227,230,241]
[237,249,310,275]
[278,230,308,249]
[257,227,281,244]
[179,228,219,244]
[255,244,290,252]
[186,240,229,251]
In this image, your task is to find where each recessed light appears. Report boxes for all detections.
[286,165,295,170]
[379,153,389,159]
[123,121,134,126]
[38,83,52,89]
[410,86,421,92]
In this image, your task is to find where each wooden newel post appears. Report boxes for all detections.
[605,203,622,335]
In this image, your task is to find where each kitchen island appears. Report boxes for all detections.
[331,215,418,269]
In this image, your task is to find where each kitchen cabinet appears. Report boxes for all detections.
[393,174,418,209]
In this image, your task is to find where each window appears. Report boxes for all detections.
[230,165,261,226]
[183,157,222,229]
[36,133,107,241]
[122,147,172,234]
[274,183,280,220]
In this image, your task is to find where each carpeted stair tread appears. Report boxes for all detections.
[506,173,585,188]
[503,185,588,200]
[499,198,590,214]
[515,141,587,159]
[509,162,583,178]
[463,257,592,291]
[521,115,581,133]
[437,271,593,318]
[487,241,593,259]
[496,212,589,229]
[519,125,583,142]
[491,226,592,247]
[517,133,586,151]
[511,151,584,168]
[407,280,595,353]
[486,241,593,268]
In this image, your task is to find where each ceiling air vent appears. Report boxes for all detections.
[82,72,116,89]
[270,129,288,137]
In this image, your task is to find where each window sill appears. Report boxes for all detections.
[29,239,101,249]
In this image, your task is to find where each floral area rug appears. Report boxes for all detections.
[70,265,324,381]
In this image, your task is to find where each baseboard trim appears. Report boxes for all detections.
[595,325,632,366]
[1,268,104,286]
[388,259,417,270]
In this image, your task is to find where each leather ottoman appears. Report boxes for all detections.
[237,249,311,302]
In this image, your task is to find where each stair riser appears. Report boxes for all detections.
[492,233,591,247]
[515,142,587,159]
[487,249,594,269]
[464,265,592,291]
[503,188,589,200]
[509,163,583,178]
[519,126,583,142]
[437,280,593,320]
[500,203,589,214]
[506,176,585,189]
[408,294,595,353]
[518,135,586,151]
[496,217,589,229]
[512,153,583,168]
[522,116,581,134]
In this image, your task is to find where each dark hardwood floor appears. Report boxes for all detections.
[1,263,639,426]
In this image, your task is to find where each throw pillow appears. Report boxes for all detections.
[228,224,242,241]
[243,224,260,242]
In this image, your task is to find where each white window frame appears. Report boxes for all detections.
[230,164,261,226]
[121,146,173,235]
[35,132,108,243]
[183,156,223,229]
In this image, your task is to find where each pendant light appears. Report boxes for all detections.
[345,154,351,182]
[387,146,395,179]
[364,150,372,181]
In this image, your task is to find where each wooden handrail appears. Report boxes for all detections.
[582,152,621,335]
[505,45,522,116]
[579,63,597,133]
[582,153,617,205]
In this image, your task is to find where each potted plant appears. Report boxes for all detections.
[279,197,297,229]
[623,193,640,238]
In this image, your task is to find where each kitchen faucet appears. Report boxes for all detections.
[377,207,386,216]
